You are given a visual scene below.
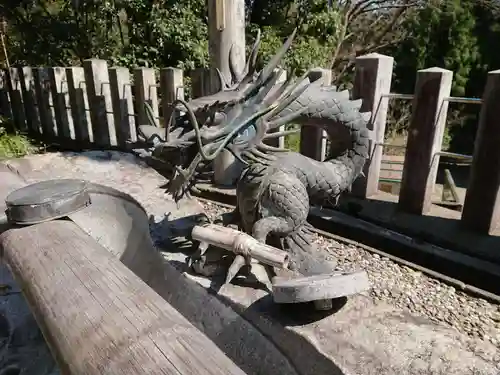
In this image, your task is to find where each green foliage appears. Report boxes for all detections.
[2,0,209,70]
[387,0,496,154]
[0,125,39,159]
[391,0,479,96]
[247,1,342,75]
[284,125,300,152]
[1,0,500,156]
[117,0,209,69]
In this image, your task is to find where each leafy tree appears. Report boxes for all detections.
[392,0,479,96]
[1,0,500,154]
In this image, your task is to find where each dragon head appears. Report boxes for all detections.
[167,29,318,202]
[140,29,268,177]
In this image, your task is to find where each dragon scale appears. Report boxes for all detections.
[233,87,370,276]
[139,29,372,282]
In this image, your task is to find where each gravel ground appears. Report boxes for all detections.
[200,200,500,350]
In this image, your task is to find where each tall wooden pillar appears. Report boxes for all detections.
[207,0,246,186]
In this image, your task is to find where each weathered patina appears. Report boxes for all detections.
[139,29,371,286]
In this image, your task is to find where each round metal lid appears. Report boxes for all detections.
[272,271,370,304]
[5,179,91,225]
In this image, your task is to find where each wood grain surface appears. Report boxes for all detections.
[0,220,247,375]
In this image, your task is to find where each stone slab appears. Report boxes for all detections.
[161,247,500,375]
[3,150,202,222]
[1,151,499,375]
[0,151,301,375]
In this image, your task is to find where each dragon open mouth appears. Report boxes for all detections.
[143,28,327,202]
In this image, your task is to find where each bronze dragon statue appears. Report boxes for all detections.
[138,29,371,286]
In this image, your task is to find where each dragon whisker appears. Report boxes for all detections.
[257,142,289,153]
[201,103,279,161]
[268,106,309,130]
[250,148,277,161]
[263,129,299,139]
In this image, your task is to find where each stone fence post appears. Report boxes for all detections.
[397,68,453,215]
[461,70,500,234]
[351,53,394,199]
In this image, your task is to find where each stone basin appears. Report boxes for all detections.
[0,151,498,375]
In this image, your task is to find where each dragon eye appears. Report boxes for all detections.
[234,123,257,145]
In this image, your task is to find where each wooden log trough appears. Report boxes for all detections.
[0,171,248,374]
[0,220,247,375]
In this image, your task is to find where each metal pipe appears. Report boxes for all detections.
[382,93,482,105]
[382,93,414,100]
[445,97,482,105]
[435,151,473,161]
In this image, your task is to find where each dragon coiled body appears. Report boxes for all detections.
[235,86,370,276]
[137,29,372,282]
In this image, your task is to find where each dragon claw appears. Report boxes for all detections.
[188,242,209,268]
[168,166,193,201]
[224,254,252,285]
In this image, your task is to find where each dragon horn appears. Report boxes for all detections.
[242,28,298,97]
[252,69,284,104]
[229,44,243,83]
[263,68,296,106]
[237,29,263,88]
[268,71,312,118]
[215,68,230,90]
[246,29,262,77]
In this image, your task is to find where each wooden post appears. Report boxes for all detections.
[109,67,137,146]
[0,70,12,120]
[0,220,247,375]
[6,68,26,132]
[398,68,453,215]
[83,59,117,147]
[461,70,500,234]
[207,0,245,87]
[299,68,332,160]
[66,67,93,144]
[191,68,212,98]
[19,67,41,135]
[351,53,394,198]
[208,0,245,186]
[49,67,76,141]
[134,68,159,126]
[160,67,184,128]
[33,68,57,139]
